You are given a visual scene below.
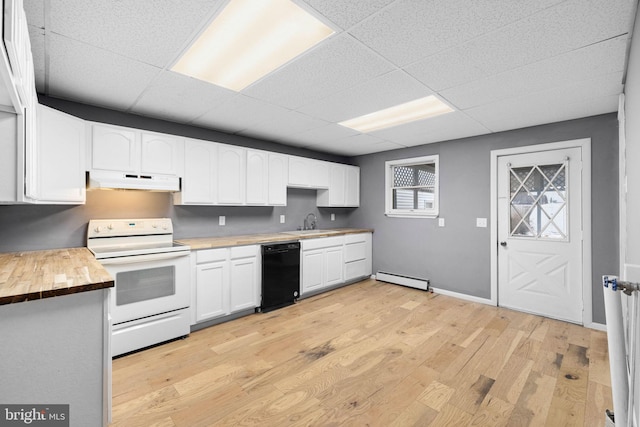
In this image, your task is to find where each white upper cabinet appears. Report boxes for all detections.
[90,123,183,177]
[90,125,138,173]
[175,138,217,205]
[310,160,329,189]
[27,105,85,204]
[268,153,287,206]
[317,163,360,207]
[288,155,329,189]
[246,149,269,205]
[141,132,183,176]
[217,144,246,205]
[345,165,360,207]
[0,111,19,202]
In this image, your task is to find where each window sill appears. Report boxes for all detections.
[385,212,438,219]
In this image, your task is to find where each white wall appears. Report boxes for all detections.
[622,3,640,425]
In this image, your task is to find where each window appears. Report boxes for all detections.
[385,155,439,218]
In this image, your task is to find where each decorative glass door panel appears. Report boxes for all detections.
[509,162,567,240]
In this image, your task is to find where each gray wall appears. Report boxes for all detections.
[349,113,619,324]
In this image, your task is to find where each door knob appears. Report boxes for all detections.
[500,241,507,247]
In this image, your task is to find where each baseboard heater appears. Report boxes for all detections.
[376,271,429,291]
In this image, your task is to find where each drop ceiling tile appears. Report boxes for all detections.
[190,95,282,134]
[281,123,359,147]
[403,47,491,92]
[308,134,405,156]
[441,35,628,110]
[47,0,223,67]
[130,71,236,124]
[27,26,46,92]
[297,70,431,122]
[244,34,395,110]
[238,110,329,141]
[414,0,633,91]
[47,34,161,111]
[300,0,396,29]
[370,111,491,146]
[465,72,623,132]
[349,0,563,67]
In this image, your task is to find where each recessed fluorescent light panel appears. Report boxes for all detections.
[339,95,455,133]
[172,0,334,91]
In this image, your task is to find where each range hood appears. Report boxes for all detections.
[88,170,180,192]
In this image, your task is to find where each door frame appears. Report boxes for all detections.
[490,138,593,326]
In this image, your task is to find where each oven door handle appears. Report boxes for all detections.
[98,251,190,265]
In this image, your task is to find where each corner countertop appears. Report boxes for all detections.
[176,228,373,250]
[0,248,114,306]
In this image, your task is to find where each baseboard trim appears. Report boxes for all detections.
[430,287,495,306]
[585,321,607,331]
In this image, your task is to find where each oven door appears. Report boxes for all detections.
[99,252,190,325]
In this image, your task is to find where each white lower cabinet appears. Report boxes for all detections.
[301,236,344,295]
[344,233,372,281]
[301,233,372,296]
[192,245,259,324]
[229,246,259,312]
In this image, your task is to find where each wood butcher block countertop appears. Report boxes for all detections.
[0,248,114,306]
[176,228,373,250]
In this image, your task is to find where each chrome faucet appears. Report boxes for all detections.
[303,213,317,230]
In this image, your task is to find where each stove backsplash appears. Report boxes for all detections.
[0,188,353,252]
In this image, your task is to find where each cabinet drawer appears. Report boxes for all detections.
[344,241,366,263]
[196,248,227,263]
[230,245,257,259]
[345,259,367,281]
[344,233,368,244]
[301,236,344,251]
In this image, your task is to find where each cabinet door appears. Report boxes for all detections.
[91,124,138,173]
[288,155,309,187]
[217,144,246,204]
[195,261,228,322]
[32,104,85,203]
[141,132,183,175]
[324,246,344,287]
[268,153,287,206]
[317,163,345,206]
[179,139,217,204]
[302,249,324,294]
[246,149,268,205]
[0,112,18,202]
[229,257,258,312]
[310,160,329,189]
[345,165,360,207]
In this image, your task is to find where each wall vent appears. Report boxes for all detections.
[376,271,429,291]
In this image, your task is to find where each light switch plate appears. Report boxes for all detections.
[476,218,487,227]
[280,215,285,224]
[438,218,445,227]
[331,213,335,221]
[219,216,226,226]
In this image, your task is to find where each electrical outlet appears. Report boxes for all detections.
[476,218,487,228]
[331,213,335,221]
[438,218,445,227]
[280,215,285,224]
[219,215,226,226]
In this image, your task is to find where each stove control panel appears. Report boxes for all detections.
[88,218,173,238]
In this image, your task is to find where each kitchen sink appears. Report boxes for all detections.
[282,230,339,235]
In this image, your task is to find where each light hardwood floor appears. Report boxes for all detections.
[111,279,612,426]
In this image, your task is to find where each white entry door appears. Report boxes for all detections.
[497,147,583,323]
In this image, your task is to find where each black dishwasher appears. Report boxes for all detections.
[261,242,300,312]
